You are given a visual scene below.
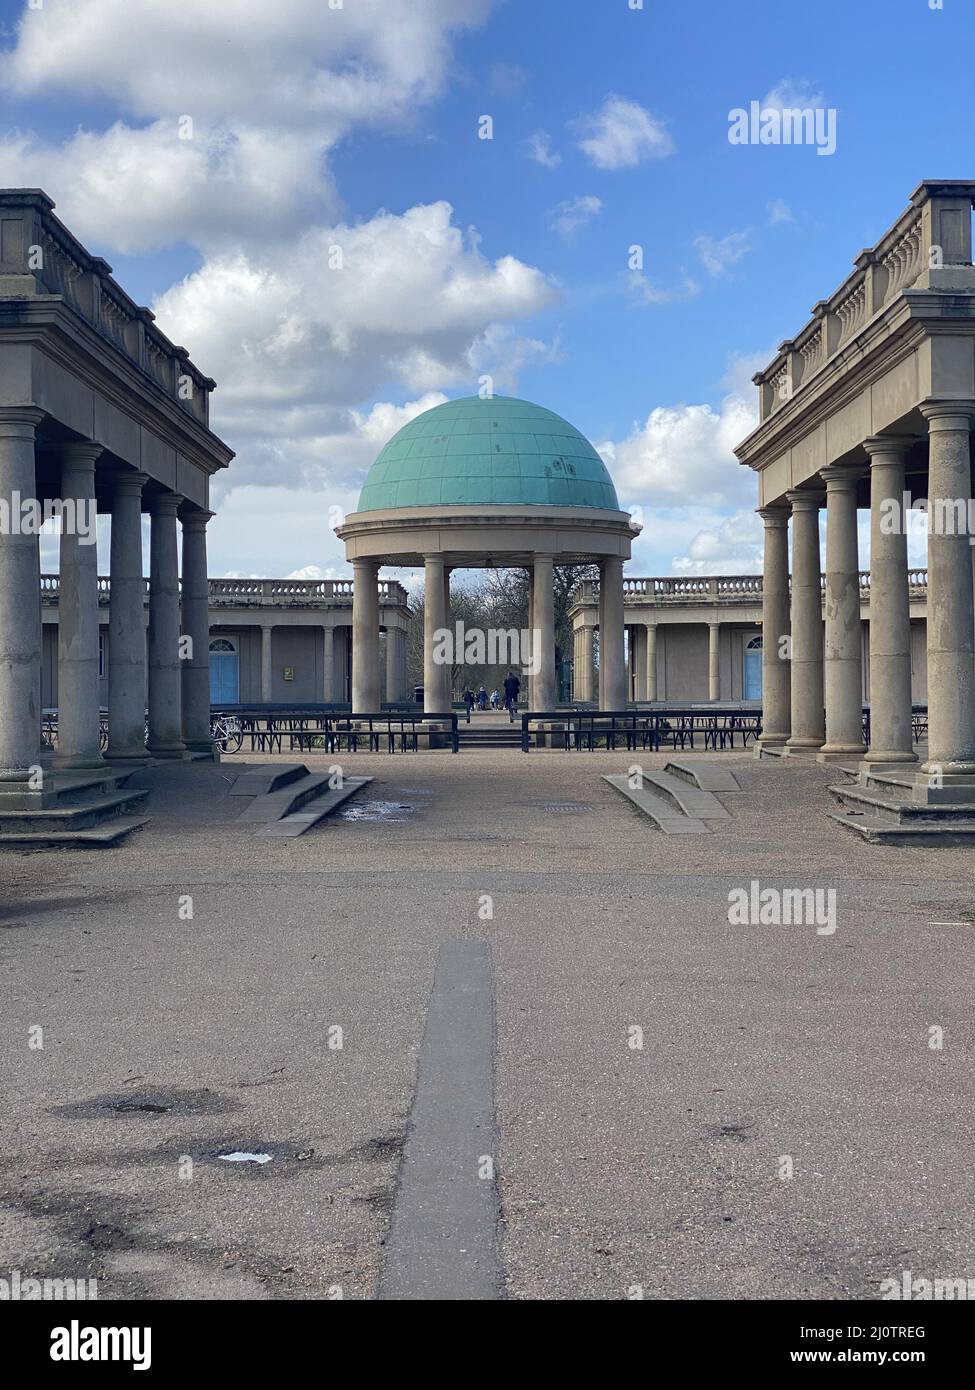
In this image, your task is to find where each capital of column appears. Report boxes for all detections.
[149,491,184,517]
[0,405,45,439]
[757,504,790,529]
[862,435,916,462]
[919,398,975,431]
[112,470,149,499]
[179,506,215,533]
[53,441,103,473]
[819,462,864,492]
[785,489,823,513]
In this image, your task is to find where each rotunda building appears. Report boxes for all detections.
[336,395,638,714]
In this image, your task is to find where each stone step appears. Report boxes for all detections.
[229,763,310,797]
[639,770,730,820]
[257,777,373,837]
[828,811,975,847]
[828,783,975,825]
[603,774,712,834]
[50,770,138,802]
[663,759,742,793]
[236,772,334,823]
[0,788,149,834]
[0,815,150,849]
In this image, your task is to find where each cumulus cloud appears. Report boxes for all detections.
[150,201,558,495]
[626,271,700,306]
[762,78,827,113]
[573,96,674,170]
[526,129,561,169]
[694,230,752,277]
[549,194,602,241]
[0,0,495,252]
[669,510,764,575]
[597,391,757,512]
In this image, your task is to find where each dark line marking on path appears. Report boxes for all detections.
[378,940,501,1300]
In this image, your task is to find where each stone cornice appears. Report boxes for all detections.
[0,297,234,474]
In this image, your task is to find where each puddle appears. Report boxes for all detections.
[338,800,415,822]
[218,1151,273,1165]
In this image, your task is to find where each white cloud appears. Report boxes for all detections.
[762,78,827,113]
[0,0,495,252]
[597,389,757,513]
[549,194,602,241]
[767,198,793,224]
[573,95,674,170]
[626,271,700,306]
[526,129,561,169]
[0,121,336,255]
[669,509,764,575]
[694,230,751,277]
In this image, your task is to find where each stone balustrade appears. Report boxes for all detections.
[752,182,975,421]
[577,571,929,609]
[0,190,215,427]
[39,574,411,608]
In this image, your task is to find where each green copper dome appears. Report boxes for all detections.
[356,395,619,512]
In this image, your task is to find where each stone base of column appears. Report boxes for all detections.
[756,731,788,748]
[53,751,106,772]
[862,749,918,767]
[104,748,150,764]
[183,739,217,757]
[913,770,975,803]
[782,737,824,757]
[0,779,55,810]
[146,742,188,760]
[816,742,865,764]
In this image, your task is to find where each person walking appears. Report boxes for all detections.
[503,671,521,712]
[462,686,475,719]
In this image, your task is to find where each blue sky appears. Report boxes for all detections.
[0,0,971,578]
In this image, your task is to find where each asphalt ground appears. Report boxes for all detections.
[1,747,973,1300]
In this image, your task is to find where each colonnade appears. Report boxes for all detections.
[0,408,213,806]
[757,403,975,781]
[350,552,627,715]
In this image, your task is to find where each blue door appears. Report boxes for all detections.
[210,639,239,703]
[743,638,762,700]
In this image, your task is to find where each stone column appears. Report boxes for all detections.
[106,471,149,762]
[147,492,186,758]
[785,491,825,752]
[919,402,975,778]
[385,625,400,703]
[423,554,447,714]
[322,624,335,701]
[442,566,453,705]
[756,506,791,748]
[708,622,720,702]
[53,442,104,769]
[180,507,214,753]
[0,407,47,806]
[577,624,594,702]
[631,624,647,703]
[599,556,626,709]
[351,557,380,712]
[260,625,273,702]
[532,554,556,710]
[646,623,658,701]
[862,437,917,766]
[819,464,866,759]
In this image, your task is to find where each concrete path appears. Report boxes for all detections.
[1,750,973,1300]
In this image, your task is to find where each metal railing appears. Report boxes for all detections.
[210,706,459,754]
